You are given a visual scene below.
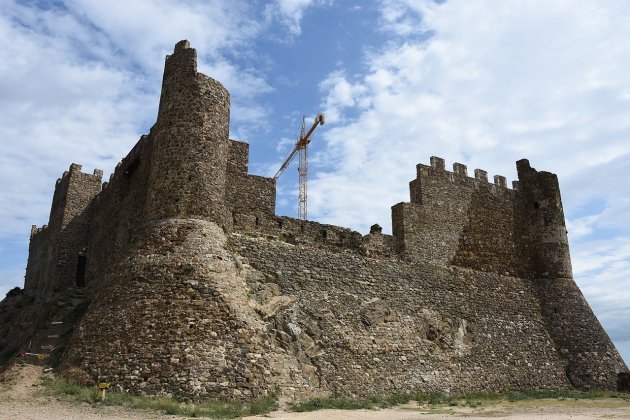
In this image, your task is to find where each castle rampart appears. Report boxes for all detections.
[226,140,276,215]
[19,41,628,401]
[85,133,154,288]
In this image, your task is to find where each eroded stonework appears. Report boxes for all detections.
[22,40,628,401]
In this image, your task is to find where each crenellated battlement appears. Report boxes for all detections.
[417,156,512,193]
[232,210,364,253]
[62,163,104,180]
[29,224,48,237]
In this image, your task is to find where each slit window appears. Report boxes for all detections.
[76,255,87,288]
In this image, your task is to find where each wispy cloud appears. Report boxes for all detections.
[264,0,328,36]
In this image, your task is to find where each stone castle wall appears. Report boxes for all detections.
[231,233,572,398]
[85,134,154,288]
[22,40,628,401]
[393,156,528,276]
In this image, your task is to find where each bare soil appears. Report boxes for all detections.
[0,363,187,420]
[1,363,629,419]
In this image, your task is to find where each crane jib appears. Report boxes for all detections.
[274,114,325,181]
[273,113,325,220]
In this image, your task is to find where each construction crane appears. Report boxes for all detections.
[274,113,325,220]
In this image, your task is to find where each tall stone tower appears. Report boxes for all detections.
[516,159,572,279]
[24,164,102,300]
[516,159,626,389]
[146,40,231,226]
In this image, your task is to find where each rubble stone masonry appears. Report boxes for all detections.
[21,41,628,401]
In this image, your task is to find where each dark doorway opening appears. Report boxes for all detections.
[76,255,87,288]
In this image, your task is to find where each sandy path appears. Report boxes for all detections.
[0,363,188,420]
[1,363,629,419]
[245,399,630,419]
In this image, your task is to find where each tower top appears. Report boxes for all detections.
[174,39,190,52]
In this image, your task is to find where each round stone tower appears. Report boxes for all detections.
[146,40,230,226]
[516,159,628,390]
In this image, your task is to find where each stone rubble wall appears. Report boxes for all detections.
[535,277,628,389]
[226,139,276,215]
[516,159,573,279]
[23,225,50,297]
[230,233,571,397]
[24,42,277,298]
[63,219,322,401]
[232,212,364,253]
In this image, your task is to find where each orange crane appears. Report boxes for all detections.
[274,113,325,220]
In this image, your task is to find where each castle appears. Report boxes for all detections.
[21,40,628,401]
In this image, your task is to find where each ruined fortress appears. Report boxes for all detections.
[21,41,628,401]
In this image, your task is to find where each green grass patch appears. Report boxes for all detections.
[290,397,373,412]
[39,375,277,418]
[40,376,98,402]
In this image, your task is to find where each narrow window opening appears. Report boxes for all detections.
[255,216,260,226]
[123,157,140,175]
[75,255,87,288]
[278,220,283,229]
[300,224,305,233]
[534,201,540,209]
[321,230,328,239]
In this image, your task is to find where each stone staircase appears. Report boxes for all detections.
[22,288,88,366]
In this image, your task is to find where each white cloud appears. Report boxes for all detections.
[66,0,261,71]
[264,0,328,36]
[319,70,370,123]
[566,214,602,239]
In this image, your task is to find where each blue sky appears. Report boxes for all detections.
[0,0,629,365]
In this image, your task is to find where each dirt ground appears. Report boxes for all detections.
[1,363,629,419]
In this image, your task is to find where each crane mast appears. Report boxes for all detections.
[297,120,308,220]
[274,113,325,220]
